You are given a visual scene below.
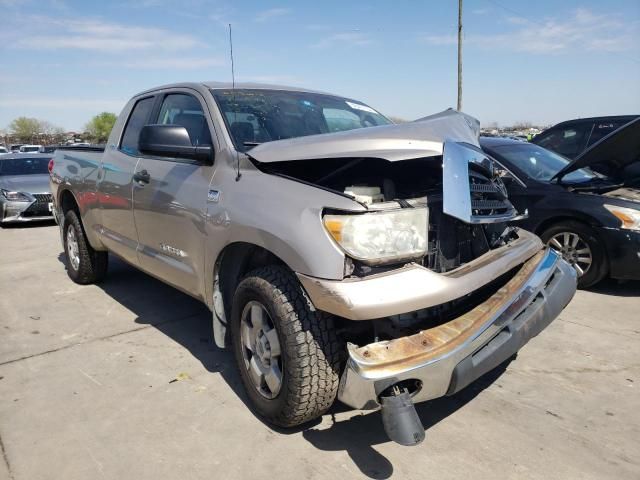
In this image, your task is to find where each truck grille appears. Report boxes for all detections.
[468,169,514,218]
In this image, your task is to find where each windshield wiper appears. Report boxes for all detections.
[243,141,262,147]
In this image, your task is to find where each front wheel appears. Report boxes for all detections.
[230,266,344,427]
[63,210,108,284]
[540,221,606,288]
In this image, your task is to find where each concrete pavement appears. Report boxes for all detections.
[1,223,638,480]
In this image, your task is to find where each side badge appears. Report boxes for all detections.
[208,189,221,203]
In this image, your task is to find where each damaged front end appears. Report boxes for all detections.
[248,113,577,445]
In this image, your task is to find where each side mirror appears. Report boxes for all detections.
[139,124,213,164]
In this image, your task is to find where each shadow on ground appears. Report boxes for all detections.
[59,254,516,479]
[588,278,640,297]
[0,219,56,229]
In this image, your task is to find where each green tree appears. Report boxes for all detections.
[9,117,41,143]
[85,112,117,143]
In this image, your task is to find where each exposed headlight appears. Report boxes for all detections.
[323,208,428,264]
[604,204,640,231]
[1,189,31,202]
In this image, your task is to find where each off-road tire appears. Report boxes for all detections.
[540,220,607,289]
[63,210,108,284]
[230,266,344,427]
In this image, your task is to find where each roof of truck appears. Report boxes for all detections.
[137,81,335,97]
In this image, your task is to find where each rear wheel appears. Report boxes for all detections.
[540,221,606,288]
[230,266,344,427]
[63,210,108,284]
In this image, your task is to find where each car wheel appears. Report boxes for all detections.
[63,210,108,284]
[230,265,344,427]
[540,221,606,288]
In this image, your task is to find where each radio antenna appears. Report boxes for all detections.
[229,23,241,181]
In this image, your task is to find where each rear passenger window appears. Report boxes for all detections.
[155,94,212,146]
[120,96,155,155]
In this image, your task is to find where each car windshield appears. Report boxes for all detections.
[0,157,50,176]
[20,146,40,153]
[491,143,597,183]
[211,89,391,152]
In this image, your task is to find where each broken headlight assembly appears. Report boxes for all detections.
[323,208,428,264]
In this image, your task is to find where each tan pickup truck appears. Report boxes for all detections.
[50,82,577,445]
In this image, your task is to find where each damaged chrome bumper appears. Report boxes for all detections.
[336,248,577,409]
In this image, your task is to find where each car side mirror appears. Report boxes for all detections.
[139,124,213,164]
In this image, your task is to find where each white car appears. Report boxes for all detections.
[0,146,8,155]
[19,145,43,153]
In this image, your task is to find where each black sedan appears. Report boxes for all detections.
[480,119,640,288]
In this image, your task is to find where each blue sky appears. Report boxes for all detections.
[0,0,638,131]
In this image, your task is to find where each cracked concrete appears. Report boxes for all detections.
[0,223,639,480]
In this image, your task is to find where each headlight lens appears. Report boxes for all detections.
[604,204,640,231]
[323,208,428,263]
[1,189,31,202]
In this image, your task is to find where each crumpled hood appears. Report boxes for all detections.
[553,116,640,182]
[0,174,51,194]
[247,109,480,163]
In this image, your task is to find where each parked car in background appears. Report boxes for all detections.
[19,145,43,153]
[49,81,577,445]
[532,115,638,159]
[39,145,57,153]
[10,144,23,153]
[0,146,8,155]
[0,153,54,224]
[481,117,640,288]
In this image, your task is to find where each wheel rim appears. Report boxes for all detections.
[548,232,592,277]
[66,227,81,271]
[239,301,283,399]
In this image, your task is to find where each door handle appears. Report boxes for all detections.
[133,169,150,184]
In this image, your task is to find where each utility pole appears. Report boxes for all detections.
[457,0,463,111]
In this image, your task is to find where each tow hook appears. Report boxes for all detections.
[379,384,425,446]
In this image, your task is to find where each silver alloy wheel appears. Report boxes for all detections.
[239,301,283,399]
[548,232,592,277]
[66,227,81,271]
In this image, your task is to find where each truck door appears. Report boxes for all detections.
[132,91,215,299]
[98,95,155,265]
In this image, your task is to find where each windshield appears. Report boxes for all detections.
[0,157,51,176]
[211,89,391,152]
[491,143,597,183]
[20,146,40,153]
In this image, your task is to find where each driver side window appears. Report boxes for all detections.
[155,94,212,146]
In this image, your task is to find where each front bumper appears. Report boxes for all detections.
[338,248,576,409]
[597,226,640,281]
[0,195,54,223]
